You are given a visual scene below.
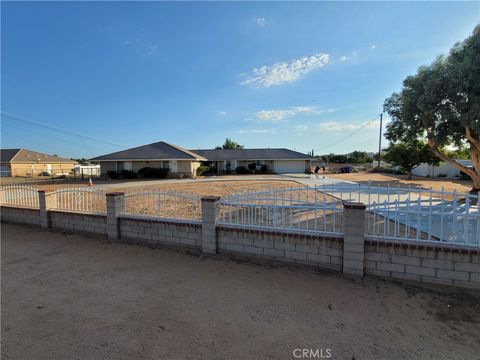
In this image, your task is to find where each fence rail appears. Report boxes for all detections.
[121,191,202,223]
[219,188,343,235]
[0,184,39,208]
[48,187,107,214]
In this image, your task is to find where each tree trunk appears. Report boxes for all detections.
[408,170,413,180]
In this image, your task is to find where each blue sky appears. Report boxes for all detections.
[1,1,479,159]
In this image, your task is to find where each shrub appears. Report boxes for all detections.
[235,166,249,174]
[260,164,268,173]
[107,170,119,179]
[196,165,210,176]
[121,170,137,179]
[138,167,169,178]
[437,173,447,178]
[248,162,256,172]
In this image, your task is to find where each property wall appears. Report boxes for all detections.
[1,205,40,225]
[217,226,343,270]
[412,159,472,178]
[49,210,107,235]
[118,216,202,248]
[11,162,76,177]
[364,239,480,288]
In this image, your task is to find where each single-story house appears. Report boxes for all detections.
[0,148,77,177]
[90,142,207,177]
[191,148,313,174]
[91,141,313,177]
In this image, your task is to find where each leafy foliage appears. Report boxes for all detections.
[138,167,169,178]
[382,141,439,178]
[383,25,480,189]
[216,138,244,150]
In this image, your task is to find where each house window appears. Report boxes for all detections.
[124,161,133,171]
[162,161,170,169]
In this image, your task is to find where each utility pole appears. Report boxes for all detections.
[377,113,383,169]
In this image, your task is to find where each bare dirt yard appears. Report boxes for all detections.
[328,172,472,194]
[2,223,479,360]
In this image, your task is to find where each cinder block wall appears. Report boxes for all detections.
[364,239,480,288]
[217,226,343,270]
[49,211,107,236]
[1,205,40,226]
[118,216,202,249]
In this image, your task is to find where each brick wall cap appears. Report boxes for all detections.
[201,196,221,202]
[343,202,366,210]
[106,192,125,196]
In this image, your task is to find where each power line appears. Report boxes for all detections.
[1,111,127,149]
[315,115,381,153]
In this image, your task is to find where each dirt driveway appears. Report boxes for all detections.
[2,224,480,360]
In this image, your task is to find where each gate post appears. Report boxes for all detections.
[342,202,366,277]
[106,192,125,240]
[201,196,220,254]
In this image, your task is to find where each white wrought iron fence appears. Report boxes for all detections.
[121,191,202,223]
[48,187,107,214]
[0,184,39,208]
[219,187,343,234]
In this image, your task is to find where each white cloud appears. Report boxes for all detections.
[240,53,330,88]
[123,40,132,45]
[254,106,334,122]
[237,128,277,134]
[293,124,309,132]
[218,111,227,116]
[371,45,377,49]
[318,120,381,132]
[255,17,267,27]
[339,55,349,62]
[146,45,159,55]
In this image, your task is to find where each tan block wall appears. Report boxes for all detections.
[0,206,40,225]
[10,162,76,177]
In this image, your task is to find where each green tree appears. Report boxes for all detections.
[383,25,480,192]
[383,141,440,179]
[216,138,244,150]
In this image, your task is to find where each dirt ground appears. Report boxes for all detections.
[2,224,479,360]
[328,172,472,194]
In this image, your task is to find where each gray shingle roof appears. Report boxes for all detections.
[0,148,74,163]
[0,149,20,163]
[190,148,313,161]
[91,141,207,161]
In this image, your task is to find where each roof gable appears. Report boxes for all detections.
[0,148,21,163]
[91,141,207,161]
[1,148,74,163]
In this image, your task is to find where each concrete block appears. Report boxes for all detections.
[422,259,454,270]
[377,262,405,273]
[454,262,480,273]
[470,272,480,283]
[364,260,377,270]
[391,255,421,266]
[226,243,244,252]
[244,246,263,255]
[264,248,284,257]
[285,250,307,261]
[405,265,435,277]
[436,269,469,281]
[364,252,391,262]
[391,272,421,282]
[306,253,330,264]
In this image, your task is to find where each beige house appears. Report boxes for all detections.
[0,148,77,177]
[91,142,207,178]
[92,141,313,177]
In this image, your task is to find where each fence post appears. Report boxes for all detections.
[38,190,50,228]
[342,202,366,277]
[106,192,125,240]
[201,196,221,254]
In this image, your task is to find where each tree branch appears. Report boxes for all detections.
[427,137,476,177]
[465,127,480,148]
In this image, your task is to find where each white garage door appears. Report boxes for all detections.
[274,160,305,174]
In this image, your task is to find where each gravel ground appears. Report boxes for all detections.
[1,223,480,360]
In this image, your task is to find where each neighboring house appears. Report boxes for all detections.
[0,148,77,177]
[412,159,472,179]
[191,148,313,174]
[91,141,313,177]
[90,142,207,177]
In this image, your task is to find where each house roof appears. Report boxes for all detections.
[190,148,314,161]
[90,141,207,161]
[0,148,74,163]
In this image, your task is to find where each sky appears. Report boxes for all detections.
[1,1,479,159]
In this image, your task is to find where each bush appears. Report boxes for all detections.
[107,170,119,179]
[196,165,210,176]
[121,170,137,179]
[260,164,268,173]
[248,163,256,172]
[235,166,249,174]
[137,167,169,178]
[437,173,447,178]
[369,166,405,175]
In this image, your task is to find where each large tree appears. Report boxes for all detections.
[384,25,480,192]
[382,140,440,179]
[216,138,244,150]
